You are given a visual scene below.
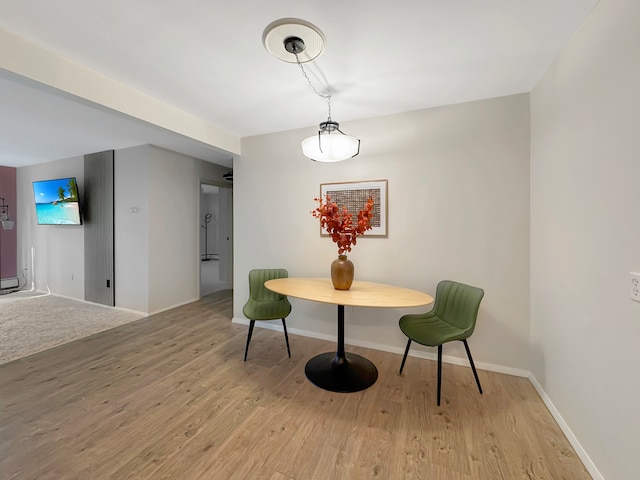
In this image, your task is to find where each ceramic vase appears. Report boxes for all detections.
[331,254,354,290]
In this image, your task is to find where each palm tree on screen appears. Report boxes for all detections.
[67,179,78,201]
[57,186,66,202]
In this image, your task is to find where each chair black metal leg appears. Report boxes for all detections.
[282,318,291,358]
[462,339,483,394]
[437,344,443,406]
[244,320,255,361]
[399,339,412,374]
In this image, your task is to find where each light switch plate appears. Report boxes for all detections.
[631,272,640,302]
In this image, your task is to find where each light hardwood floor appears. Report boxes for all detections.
[0,290,590,479]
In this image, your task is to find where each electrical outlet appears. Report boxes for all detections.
[350,306,357,315]
[631,272,640,302]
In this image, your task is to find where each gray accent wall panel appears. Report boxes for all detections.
[84,150,114,306]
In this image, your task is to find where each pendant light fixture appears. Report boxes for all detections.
[297,85,361,163]
[263,19,360,162]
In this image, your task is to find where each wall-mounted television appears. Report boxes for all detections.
[32,177,82,225]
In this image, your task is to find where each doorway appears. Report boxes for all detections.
[200,182,233,296]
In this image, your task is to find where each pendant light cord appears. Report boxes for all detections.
[292,51,332,120]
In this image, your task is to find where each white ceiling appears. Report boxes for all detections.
[0,0,598,169]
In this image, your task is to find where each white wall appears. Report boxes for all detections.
[114,146,150,312]
[16,156,85,298]
[145,146,230,313]
[530,1,640,479]
[236,94,531,371]
[17,145,230,315]
[147,147,199,312]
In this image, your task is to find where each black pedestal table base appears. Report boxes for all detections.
[304,305,378,392]
[305,351,378,392]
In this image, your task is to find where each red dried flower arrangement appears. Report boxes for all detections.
[311,195,375,255]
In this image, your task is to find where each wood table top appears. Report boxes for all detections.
[264,277,433,308]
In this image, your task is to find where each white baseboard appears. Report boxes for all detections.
[528,374,603,480]
[114,306,148,317]
[0,277,19,289]
[233,316,602,478]
[55,292,196,317]
[42,292,148,317]
[113,296,213,317]
[232,317,530,377]
[147,297,199,316]
[233,317,338,343]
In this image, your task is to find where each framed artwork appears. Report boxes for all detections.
[320,179,388,237]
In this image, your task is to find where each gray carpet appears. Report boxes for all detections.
[0,291,145,365]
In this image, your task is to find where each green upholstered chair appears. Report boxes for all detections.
[242,269,292,361]
[399,280,484,406]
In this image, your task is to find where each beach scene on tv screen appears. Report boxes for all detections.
[33,177,81,225]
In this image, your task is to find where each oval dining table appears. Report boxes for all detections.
[264,277,434,393]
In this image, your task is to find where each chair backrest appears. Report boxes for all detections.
[248,268,289,302]
[432,280,484,334]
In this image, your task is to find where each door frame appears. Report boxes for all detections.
[198,178,233,297]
